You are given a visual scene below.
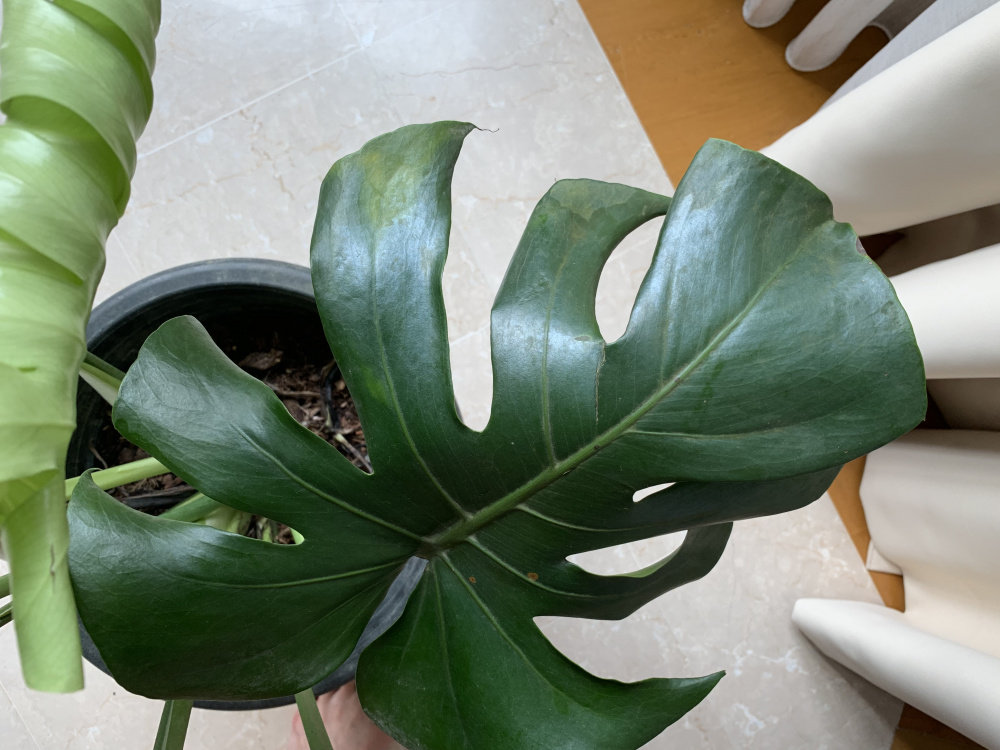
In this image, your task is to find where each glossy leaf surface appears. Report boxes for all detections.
[69,122,925,748]
[0,0,159,690]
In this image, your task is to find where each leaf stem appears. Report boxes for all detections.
[79,351,126,406]
[0,573,10,627]
[153,700,193,750]
[159,493,223,523]
[203,505,252,535]
[83,351,126,381]
[294,688,335,750]
[0,574,11,628]
[65,457,170,498]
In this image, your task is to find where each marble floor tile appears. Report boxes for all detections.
[0,0,900,747]
[0,626,294,750]
[0,653,39,750]
[103,51,401,296]
[362,0,670,285]
[338,0,460,48]
[141,0,362,153]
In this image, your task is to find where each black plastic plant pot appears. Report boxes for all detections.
[67,258,423,711]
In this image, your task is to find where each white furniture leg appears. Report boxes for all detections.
[742,0,798,28]
[785,0,894,71]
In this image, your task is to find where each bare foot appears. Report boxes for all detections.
[285,681,404,750]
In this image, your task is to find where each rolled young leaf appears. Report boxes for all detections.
[69,123,925,749]
[0,0,159,690]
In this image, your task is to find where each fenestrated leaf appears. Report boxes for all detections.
[0,0,159,691]
[68,318,417,699]
[69,122,925,749]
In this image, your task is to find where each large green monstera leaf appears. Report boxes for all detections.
[68,122,925,749]
[0,0,159,690]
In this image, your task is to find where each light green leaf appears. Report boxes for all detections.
[0,0,159,690]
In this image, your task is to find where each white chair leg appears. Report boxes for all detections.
[785,0,893,71]
[742,0,798,28]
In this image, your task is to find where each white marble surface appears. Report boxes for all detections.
[0,0,900,747]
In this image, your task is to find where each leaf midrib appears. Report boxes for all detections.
[428,239,808,550]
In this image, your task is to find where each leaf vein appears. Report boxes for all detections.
[236,427,421,541]
[439,555,581,699]
[432,566,472,746]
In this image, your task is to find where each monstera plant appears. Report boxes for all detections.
[63,120,925,750]
[0,0,926,747]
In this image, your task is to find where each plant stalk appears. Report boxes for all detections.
[0,573,10,628]
[65,457,170,498]
[294,688,335,750]
[159,493,223,523]
[153,700,193,750]
[79,351,125,406]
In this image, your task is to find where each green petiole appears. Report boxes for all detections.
[79,351,126,406]
[65,457,169,499]
[159,493,224,523]
[0,575,12,628]
[153,699,193,750]
[294,688,335,750]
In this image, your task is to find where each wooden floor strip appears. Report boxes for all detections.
[578,0,886,182]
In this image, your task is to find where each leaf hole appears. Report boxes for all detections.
[566,530,686,576]
[203,513,303,545]
[633,482,675,503]
[595,216,663,343]
[533,614,669,682]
